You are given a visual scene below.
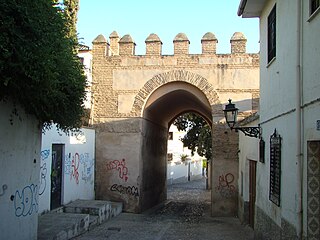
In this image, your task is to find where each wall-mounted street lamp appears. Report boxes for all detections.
[223,99,261,138]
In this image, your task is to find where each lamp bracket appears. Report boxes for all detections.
[232,126,261,138]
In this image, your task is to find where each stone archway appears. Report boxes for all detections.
[91,34,259,215]
[131,70,223,117]
[93,70,241,215]
[136,72,216,211]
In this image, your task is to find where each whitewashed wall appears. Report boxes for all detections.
[257,0,320,235]
[39,125,95,214]
[78,49,92,110]
[238,119,259,201]
[167,160,203,185]
[0,101,41,240]
[167,124,204,184]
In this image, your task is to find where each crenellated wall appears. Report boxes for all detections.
[95,31,249,57]
[91,31,260,214]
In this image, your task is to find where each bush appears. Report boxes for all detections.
[0,0,86,131]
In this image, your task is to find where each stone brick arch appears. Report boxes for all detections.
[131,70,222,116]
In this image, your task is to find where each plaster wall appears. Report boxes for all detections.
[167,125,204,184]
[257,0,320,236]
[140,119,168,212]
[302,1,320,105]
[256,113,298,228]
[94,118,142,212]
[167,124,204,162]
[259,0,297,123]
[167,160,203,185]
[0,101,41,240]
[238,120,259,195]
[38,126,95,214]
[78,50,92,110]
[241,0,320,238]
[301,1,320,233]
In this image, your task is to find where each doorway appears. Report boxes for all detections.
[51,144,64,210]
[249,160,257,228]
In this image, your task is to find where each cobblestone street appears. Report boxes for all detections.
[74,178,254,240]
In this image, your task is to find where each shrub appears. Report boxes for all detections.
[0,0,86,132]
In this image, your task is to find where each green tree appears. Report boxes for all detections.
[173,113,212,160]
[63,0,79,41]
[0,0,86,131]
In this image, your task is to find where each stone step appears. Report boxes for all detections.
[38,212,89,240]
[88,215,99,230]
[111,201,123,217]
[64,199,112,224]
[38,200,123,240]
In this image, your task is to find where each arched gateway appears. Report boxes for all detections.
[91,31,259,215]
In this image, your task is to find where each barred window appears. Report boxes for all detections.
[269,129,281,206]
[267,5,276,63]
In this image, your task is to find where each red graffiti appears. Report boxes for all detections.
[106,159,128,182]
[215,173,236,198]
[71,153,80,184]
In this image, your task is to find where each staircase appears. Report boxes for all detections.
[38,200,123,240]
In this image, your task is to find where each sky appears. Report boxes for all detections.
[76,0,260,55]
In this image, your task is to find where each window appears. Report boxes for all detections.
[79,57,84,65]
[267,5,276,63]
[269,129,281,206]
[310,0,320,15]
[168,132,173,140]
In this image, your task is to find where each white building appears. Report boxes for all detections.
[38,126,95,214]
[78,44,92,110]
[238,0,320,239]
[37,45,96,214]
[167,124,204,184]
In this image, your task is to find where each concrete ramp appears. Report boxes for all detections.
[38,200,123,240]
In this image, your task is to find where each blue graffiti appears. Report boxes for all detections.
[65,153,72,175]
[14,184,38,217]
[40,149,50,161]
[82,159,94,183]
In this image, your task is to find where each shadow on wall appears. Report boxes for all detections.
[92,96,259,213]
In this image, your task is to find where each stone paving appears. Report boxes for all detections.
[74,178,254,240]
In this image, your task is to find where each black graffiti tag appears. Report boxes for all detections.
[110,184,139,197]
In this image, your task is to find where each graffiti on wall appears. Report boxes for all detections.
[13,184,38,217]
[80,153,94,183]
[110,184,139,197]
[215,173,237,198]
[106,159,128,182]
[39,149,50,195]
[65,152,94,184]
[65,153,79,184]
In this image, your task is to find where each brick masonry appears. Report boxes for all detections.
[91,31,260,214]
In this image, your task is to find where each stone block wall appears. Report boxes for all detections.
[91,30,260,214]
[211,123,240,216]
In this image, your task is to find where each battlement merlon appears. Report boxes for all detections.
[92,31,250,57]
